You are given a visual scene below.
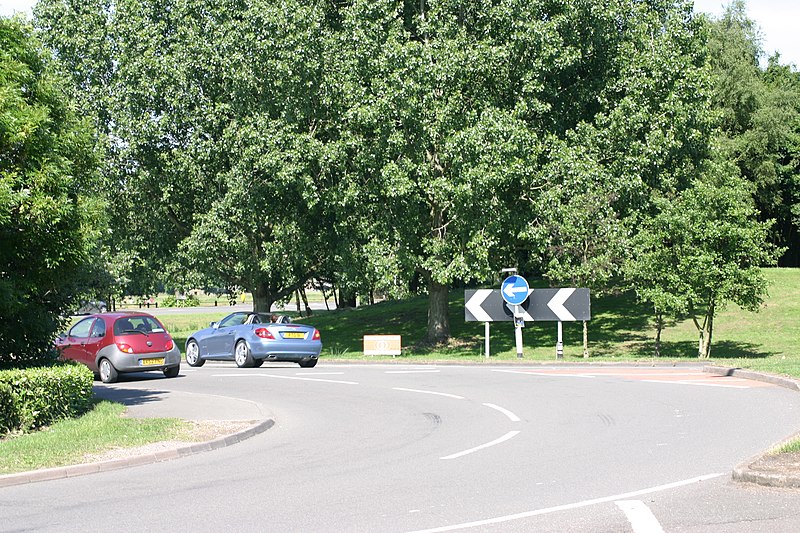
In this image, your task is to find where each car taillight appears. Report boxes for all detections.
[312,329,321,341]
[255,328,275,339]
[165,339,174,351]
[117,343,134,354]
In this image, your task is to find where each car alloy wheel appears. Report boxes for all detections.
[185,340,204,367]
[99,358,118,383]
[234,340,254,368]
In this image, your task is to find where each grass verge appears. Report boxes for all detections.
[0,400,192,475]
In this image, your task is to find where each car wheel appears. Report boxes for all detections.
[185,339,205,367]
[298,359,317,368]
[234,340,255,368]
[163,365,180,378]
[99,358,119,383]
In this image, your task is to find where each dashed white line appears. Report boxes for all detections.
[440,431,521,460]
[615,500,665,533]
[482,403,521,422]
[214,373,359,385]
[407,473,723,532]
[393,388,464,400]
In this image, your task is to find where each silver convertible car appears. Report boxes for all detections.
[185,312,322,368]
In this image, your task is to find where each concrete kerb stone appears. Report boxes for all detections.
[704,365,800,489]
[0,418,274,489]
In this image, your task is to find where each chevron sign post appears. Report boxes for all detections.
[465,288,591,322]
[465,288,591,358]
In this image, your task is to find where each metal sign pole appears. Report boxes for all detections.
[556,321,564,360]
[485,322,490,358]
[514,305,524,358]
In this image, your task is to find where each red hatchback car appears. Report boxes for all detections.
[56,312,181,383]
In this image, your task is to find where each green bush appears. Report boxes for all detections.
[161,294,200,308]
[0,363,94,434]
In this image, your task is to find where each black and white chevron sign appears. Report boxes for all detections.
[464,288,591,322]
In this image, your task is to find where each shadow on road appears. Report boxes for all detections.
[92,385,171,407]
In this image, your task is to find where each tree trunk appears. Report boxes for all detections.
[425,278,450,345]
[252,284,274,314]
[300,287,312,316]
[339,286,357,308]
[694,302,715,359]
[318,280,330,311]
[295,290,302,317]
[654,311,663,357]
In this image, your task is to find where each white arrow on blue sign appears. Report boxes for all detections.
[501,275,530,306]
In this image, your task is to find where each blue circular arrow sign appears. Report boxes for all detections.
[501,275,530,306]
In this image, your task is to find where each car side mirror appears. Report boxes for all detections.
[210,321,218,329]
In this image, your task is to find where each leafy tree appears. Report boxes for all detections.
[626,161,779,358]
[706,0,800,265]
[517,0,714,354]
[36,0,339,312]
[0,17,101,366]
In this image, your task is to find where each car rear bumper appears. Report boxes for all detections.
[97,345,182,373]
[249,339,322,361]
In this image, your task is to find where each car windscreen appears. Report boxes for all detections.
[113,316,166,335]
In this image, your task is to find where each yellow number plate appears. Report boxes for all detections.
[140,358,165,366]
[283,332,305,339]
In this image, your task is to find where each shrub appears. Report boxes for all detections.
[161,294,200,308]
[0,363,94,434]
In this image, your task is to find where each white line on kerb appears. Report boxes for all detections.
[440,431,520,460]
[642,379,749,389]
[492,369,596,378]
[213,373,359,385]
[392,388,464,400]
[386,370,441,374]
[615,500,665,533]
[406,473,723,532]
[482,403,521,422]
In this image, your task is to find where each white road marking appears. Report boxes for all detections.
[393,388,464,400]
[642,379,749,389]
[298,372,344,376]
[386,370,441,374]
[615,500,665,533]
[214,373,359,385]
[407,473,723,532]
[482,403,521,422]
[492,369,596,378]
[440,431,521,460]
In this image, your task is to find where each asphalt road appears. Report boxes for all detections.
[3,364,800,532]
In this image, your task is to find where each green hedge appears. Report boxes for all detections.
[0,363,94,434]
[161,294,200,308]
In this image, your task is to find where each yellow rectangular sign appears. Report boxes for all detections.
[363,335,402,356]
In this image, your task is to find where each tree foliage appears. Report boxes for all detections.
[0,17,101,366]
[29,0,788,357]
[706,0,800,266]
[626,161,779,358]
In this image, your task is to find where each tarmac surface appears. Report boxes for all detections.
[1,364,799,490]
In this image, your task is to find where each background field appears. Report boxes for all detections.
[154,268,799,377]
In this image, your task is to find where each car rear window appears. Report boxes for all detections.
[113,316,166,335]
